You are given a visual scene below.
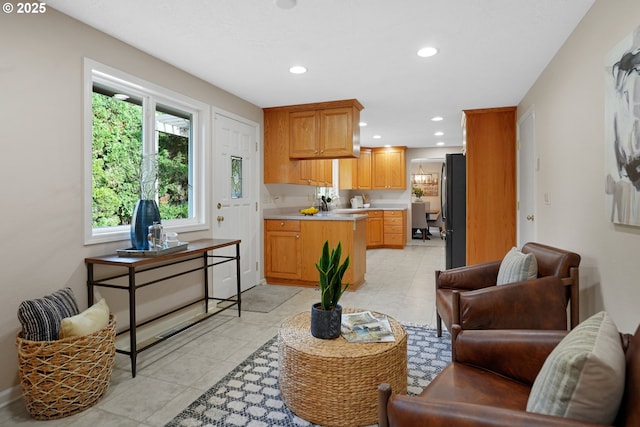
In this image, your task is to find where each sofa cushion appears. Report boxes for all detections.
[17,287,80,341]
[59,298,110,338]
[496,247,538,285]
[526,311,625,424]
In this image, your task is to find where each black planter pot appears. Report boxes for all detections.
[310,303,342,339]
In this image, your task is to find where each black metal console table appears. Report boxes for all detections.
[85,238,241,377]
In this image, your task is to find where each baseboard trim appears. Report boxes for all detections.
[0,385,22,409]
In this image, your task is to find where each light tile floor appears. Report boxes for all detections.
[0,238,445,426]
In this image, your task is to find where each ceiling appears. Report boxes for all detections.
[47,0,594,149]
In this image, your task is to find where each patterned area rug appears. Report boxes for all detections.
[166,324,451,427]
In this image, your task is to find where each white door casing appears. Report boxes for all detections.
[517,106,536,246]
[212,111,259,298]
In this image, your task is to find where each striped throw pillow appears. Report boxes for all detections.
[526,311,625,424]
[17,287,80,341]
[496,247,538,285]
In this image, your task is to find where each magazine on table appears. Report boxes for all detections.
[341,311,395,343]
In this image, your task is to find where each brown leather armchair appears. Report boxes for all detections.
[435,242,581,337]
[378,324,640,427]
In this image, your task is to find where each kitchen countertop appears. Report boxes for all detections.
[264,212,368,221]
[264,205,407,221]
[331,207,407,213]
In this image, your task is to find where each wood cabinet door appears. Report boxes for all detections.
[371,149,389,189]
[319,107,354,157]
[300,220,356,283]
[265,230,301,279]
[366,216,384,247]
[339,149,370,190]
[318,159,333,186]
[299,159,332,186]
[386,148,406,190]
[357,148,372,189]
[338,158,357,189]
[289,110,318,158]
[371,147,406,190]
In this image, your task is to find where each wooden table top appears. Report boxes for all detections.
[84,238,240,267]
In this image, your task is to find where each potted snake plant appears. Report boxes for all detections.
[311,240,350,339]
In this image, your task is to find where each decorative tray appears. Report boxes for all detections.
[117,242,189,257]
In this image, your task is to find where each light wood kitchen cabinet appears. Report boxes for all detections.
[339,148,371,190]
[383,210,406,248]
[264,217,367,289]
[371,146,406,190]
[299,220,366,286]
[264,220,301,280]
[365,210,384,248]
[264,108,333,186]
[299,158,332,187]
[464,106,517,265]
[289,100,364,159]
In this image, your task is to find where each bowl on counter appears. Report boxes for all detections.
[363,203,371,208]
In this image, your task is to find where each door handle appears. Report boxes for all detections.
[526,215,534,221]
[217,216,225,222]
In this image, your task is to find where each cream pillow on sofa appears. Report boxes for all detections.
[59,298,110,338]
[496,247,538,285]
[526,311,625,424]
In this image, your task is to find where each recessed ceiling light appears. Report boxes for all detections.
[289,65,307,74]
[275,0,297,9]
[434,131,444,136]
[431,116,443,122]
[373,135,382,139]
[417,47,438,58]
[359,122,367,127]
[436,142,445,146]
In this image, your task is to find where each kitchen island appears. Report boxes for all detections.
[264,211,367,289]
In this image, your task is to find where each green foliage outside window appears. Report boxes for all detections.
[91,92,190,227]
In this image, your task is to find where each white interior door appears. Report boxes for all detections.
[517,107,536,246]
[212,111,258,298]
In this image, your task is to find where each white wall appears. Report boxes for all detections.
[0,9,262,398]
[519,0,640,333]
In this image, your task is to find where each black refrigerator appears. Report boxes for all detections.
[442,153,466,269]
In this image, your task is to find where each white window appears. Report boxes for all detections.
[83,59,210,245]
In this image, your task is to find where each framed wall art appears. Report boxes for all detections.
[605,24,640,226]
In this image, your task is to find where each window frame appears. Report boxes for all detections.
[83,58,210,245]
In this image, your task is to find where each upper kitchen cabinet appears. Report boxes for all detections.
[299,158,332,187]
[464,106,517,265]
[371,146,406,190]
[289,99,363,159]
[264,107,330,185]
[338,148,371,190]
[264,99,363,185]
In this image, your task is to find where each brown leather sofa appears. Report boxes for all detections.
[378,324,640,427]
[435,242,581,337]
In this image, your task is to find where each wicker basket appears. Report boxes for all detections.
[16,314,116,420]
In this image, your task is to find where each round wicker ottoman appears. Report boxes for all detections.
[278,309,407,427]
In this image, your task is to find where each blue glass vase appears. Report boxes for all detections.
[130,199,161,250]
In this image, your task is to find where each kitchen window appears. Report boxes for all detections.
[83,59,209,245]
